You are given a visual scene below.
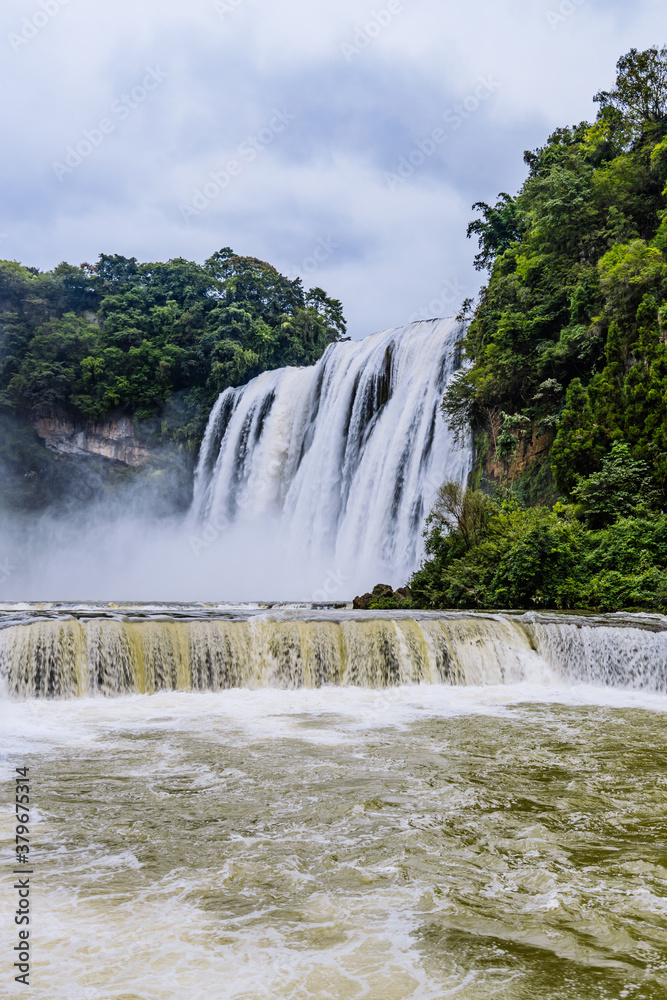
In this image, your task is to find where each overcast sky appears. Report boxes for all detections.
[2,0,666,338]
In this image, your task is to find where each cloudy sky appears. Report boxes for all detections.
[2,0,666,337]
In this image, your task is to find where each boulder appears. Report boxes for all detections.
[353,592,373,610]
[353,584,411,609]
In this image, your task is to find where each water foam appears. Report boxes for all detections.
[191,318,472,592]
[1,607,666,699]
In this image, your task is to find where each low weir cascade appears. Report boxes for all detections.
[1,608,666,698]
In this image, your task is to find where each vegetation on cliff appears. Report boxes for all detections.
[403,46,667,613]
[445,45,667,505]
[0,248,346,510]
[410,466,667,613]
[0,247,346,444]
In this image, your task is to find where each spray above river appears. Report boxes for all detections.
[189,317,471,598]
[0,319,471,601]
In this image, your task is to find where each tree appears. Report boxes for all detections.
[0,248,347,441]
[551,379,602,496]
[572,440,660,527]
[426,480,492,550]
[594,46,667,136]
[466,193,524,271]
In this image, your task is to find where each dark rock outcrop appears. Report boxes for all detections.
[353,584,412,610]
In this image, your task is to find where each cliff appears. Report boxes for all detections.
[32,415,152,467]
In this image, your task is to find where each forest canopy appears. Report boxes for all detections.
[0,248,346,444]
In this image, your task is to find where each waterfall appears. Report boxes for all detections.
[189,319,472,595]
[0,614,544,697]
[526,618,667,690]
[1,608,666,698]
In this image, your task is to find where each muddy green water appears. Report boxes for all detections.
[2,685,667,999]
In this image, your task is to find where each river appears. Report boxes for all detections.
[1,605,666,998]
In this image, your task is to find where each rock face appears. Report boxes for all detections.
[353,584,411,610]
[32,415,152,467]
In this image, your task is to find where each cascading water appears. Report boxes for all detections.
[4,333,667,999]
[2,606,666,698]
[190,318,472,595]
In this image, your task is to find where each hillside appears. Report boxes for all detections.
[0,248,346,510]
[368,47,667,614]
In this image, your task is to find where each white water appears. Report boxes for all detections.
[2,684,667,999]
[1,605,666,699]
[2,607,667,997]
[190,319,471,596]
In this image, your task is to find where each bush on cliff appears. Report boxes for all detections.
[406,479,667,613]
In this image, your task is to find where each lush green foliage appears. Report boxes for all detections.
[409,49,667,612]
[408,482,667,613]
[0,248,346,447]
[444,46,667,504]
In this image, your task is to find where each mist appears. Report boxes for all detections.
[0,319,470,603]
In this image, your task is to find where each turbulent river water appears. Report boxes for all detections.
[2,604,667,998]
[1,320,666,997]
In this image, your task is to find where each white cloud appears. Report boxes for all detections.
[1,0,667,336]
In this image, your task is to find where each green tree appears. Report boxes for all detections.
[426,480,492,550]
[594,46,667,137]
[0,248,347,445]
[550,379,602,495]
[466,193,524,271]
[572,441,660,527]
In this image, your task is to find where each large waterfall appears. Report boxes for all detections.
[189,319,471,596]
[5,334,667,1000]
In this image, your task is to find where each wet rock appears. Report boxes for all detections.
[353,584,411,609]
[353,592,373,610]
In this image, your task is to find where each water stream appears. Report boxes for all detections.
[1,648,667,999]
[2,318,666,997]
[190,318,471,592]
[1,609,667,997]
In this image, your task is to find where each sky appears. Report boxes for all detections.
[2,0,667,339]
